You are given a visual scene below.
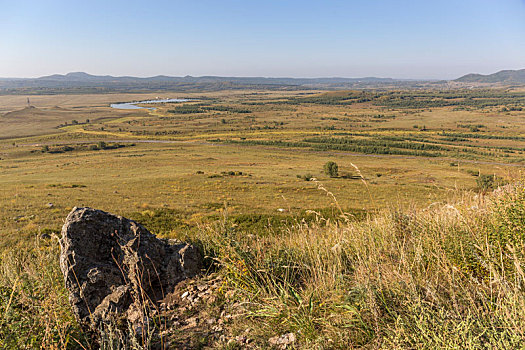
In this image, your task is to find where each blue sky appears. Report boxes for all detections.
[1,0,524,79]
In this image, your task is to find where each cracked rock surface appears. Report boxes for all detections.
[59,207,201,332]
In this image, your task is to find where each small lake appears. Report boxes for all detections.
[110,98,189,110]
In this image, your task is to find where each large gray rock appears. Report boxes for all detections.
[59,207,201,332]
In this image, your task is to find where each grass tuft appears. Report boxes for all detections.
[3,184,525,348]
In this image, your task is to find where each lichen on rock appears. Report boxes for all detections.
[59,207,201,334]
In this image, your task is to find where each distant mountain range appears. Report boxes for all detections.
[0,69,523,93]
[1,72,399,86]
[455,69,525,84]
[0,72,423,93]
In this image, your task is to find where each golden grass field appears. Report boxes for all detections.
[3,88,525,348]
[1,89,524,247]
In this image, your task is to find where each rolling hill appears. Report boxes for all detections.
[0,72,415,93]
[2,69,524,94]
[455,69,525,84]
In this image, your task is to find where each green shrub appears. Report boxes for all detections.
[323,161,338,177]
[476,174,505,191]
[297,174,315,181]
[491,186,525,250]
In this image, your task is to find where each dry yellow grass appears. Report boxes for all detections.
[1,88,525,348]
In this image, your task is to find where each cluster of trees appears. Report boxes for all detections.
[131,130,181,136]
[202,105,251,113]
[270,90,525,109]
[439,131,525,141]
[376,91,525,109]
[225,138,443,157]
[304,136,446,151]
[168,104,252,114]
[167,105,205,114]
[283,92,377,106]
[41,141,132,154]
[501,105,523,112]
[371,114,396,119]
[224,133,517,159]
[41,145,74,154]
[456,124,486,132]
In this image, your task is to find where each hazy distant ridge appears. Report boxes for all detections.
[455,69,525,84]
[35,72,398,85]
[1,69,524,93]
[0,72,423,93]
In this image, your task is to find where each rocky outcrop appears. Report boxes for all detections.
[59,207,201,333]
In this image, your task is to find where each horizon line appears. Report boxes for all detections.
[0,67,523,81]
[0,71,450,81]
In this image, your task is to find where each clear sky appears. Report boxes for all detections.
[1,0,524,79]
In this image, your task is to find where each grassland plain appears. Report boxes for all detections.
[1,87,525,348]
